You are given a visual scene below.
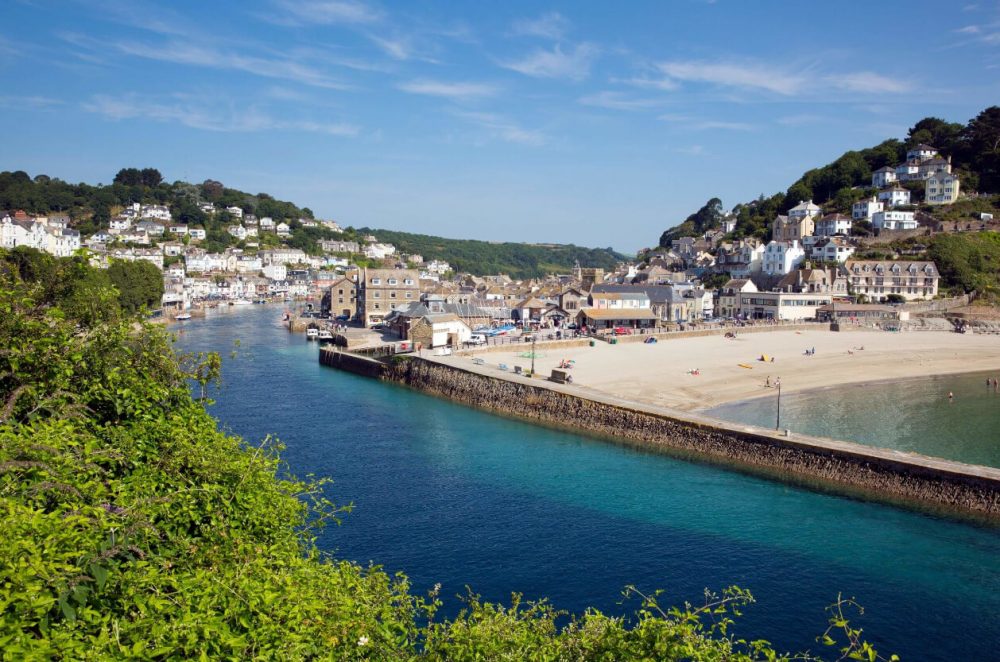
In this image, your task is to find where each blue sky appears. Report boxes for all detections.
[2,0,999,252]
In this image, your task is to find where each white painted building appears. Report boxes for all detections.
[188,228,206,240]
[226,206,244,219]
[872,210,917,231]
[787,199,822,221]
[262,263,287,281]
[877,186,911,208]
[762,240,806,276]
[809,236,855,263]
[871,166,897,188]
[852,196,883,221]
[926,171,961,205]
[815,213,853,237]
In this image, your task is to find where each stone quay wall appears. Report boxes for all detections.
[374,357,1000,520]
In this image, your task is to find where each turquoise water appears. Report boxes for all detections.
[708,372,1000,468]
[175,307,1000,660]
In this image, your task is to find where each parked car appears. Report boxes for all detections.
[467,334,487,345]
[613,326,633,335]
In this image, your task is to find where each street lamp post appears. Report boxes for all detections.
[531,336,536,376]
[775,380,782,430]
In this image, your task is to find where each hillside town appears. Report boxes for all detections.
[2,141,997,348]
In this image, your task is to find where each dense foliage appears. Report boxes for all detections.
[0,251,896,659]
[928,232,1000,296]
[360,227,631,279]
[659,106,1000,244]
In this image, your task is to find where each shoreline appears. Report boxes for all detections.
[461,328,1000,412]
[698,365,1000,414]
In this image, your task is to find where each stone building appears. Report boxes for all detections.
[357,267,420,326]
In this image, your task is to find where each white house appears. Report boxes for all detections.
[263,263,287,281]
[815,213,853,237]
[906,143,938,161]
[871,166,897,188]
[109,216,132,231]
[0,216,47,250]
[364,242,397,259]
[198,202,215,214]
[894,159,921,181]
[226,206,244,219]
[762,240,806,276]
[926,171,961,205]
[168,223,189,235]
[787,200,822,221]
[877,186,911,208]
[140,205,172,221]
[227,225,248,241]
[162,241,184,257]
[235,255,263,273]
[259,216,275,230]
[852,196,883,221]
[135,220,165,236]
[275,222,291,237]
[809,236,855,263]
[188,228,207,240]
[872,210,917,231]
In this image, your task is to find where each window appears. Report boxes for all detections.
[388,279,398,285]
[390,292,396,298]
[404,279,414,285]
[373,292,380,298]
[371,278,381,285]
[405,292,413,299]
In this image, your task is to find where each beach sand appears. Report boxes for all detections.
[469,329,1000,411]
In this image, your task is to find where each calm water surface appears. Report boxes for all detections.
[708,371,1000,468]
[175,307,1000,660]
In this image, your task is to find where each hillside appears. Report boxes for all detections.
[659,106,1000,244]
[360,227,631,279]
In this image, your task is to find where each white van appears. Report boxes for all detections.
[467,334,487,346]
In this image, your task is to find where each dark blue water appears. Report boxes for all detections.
[175,307,1000,659]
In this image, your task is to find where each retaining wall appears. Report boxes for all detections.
[375,357,1000,520]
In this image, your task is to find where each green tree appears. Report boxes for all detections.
[107,259,164,312]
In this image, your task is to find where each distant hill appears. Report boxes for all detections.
[658,106,1000,245]
[360,227,631,279]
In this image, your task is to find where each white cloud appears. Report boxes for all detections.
[656,60,807,95]
[673,145,706,156]
[613,75,679,91]
[827,71,912,94]
[956,24,982,34]
[500,43,599,81]
[268,0,382,25]
[368,34,413,60]
[397,79,498,100]
[0,96,64,109]
[578,91,663,111]
[83,94,359,136]
[511,12,570,40]
[453,110,547,146]
[112,40,350,89]
[659,114,754,131]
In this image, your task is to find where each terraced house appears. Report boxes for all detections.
[845,260,939,302]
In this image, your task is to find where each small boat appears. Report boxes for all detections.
[317,329,334,343]
[230,299,253,306]
[254,299,267,305]
[306,327,319,341]
[174,312,192,321]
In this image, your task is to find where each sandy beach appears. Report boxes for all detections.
[458,329,1000,411]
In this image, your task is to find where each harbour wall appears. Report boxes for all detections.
[319,347,1000,520]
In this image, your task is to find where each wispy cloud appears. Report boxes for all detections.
[266,0,383,26]
[827,71,912,94]
[659,114,754,131]
[578,91,664,111]
[613,75,679,91]
[655,59,915,96]
[83,94,360,136]
[397,79,498,100]
[776,114,825,126]
[510,12,570,40]
[0,96,64,110]
[110,39,351,89]
[368,33,413,60]
[453,110,547,146]
[500,43,599,81]
[656,59,807,95]
[673,145,706,156]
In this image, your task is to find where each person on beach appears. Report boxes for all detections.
[765,376,771,388]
